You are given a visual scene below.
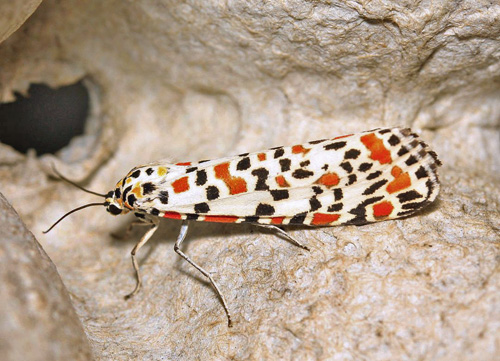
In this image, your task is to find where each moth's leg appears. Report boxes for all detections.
[124,217,160,299]
[253,223,310,251]
[174,220,233,327]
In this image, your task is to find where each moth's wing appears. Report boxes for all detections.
[138,127,440,226]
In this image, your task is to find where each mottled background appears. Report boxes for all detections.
[0,1,498,360]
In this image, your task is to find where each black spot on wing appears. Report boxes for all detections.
[206,186,220,200]
[194,202,210,213]
[270,189,289,201]
[334,188,343,201]
[245,216,260,223]
[279,158,291,172]
[300,160,310,167]
[327,203,343,212]
[142,182,156,195]
[252,168,270,191]
[292,169,314,179]
[146,168,154,176]
[312,186,323,194]
[131,170,141,178]
[186,214,199,220]
[127,194,137,206]
[324,141,346,150]
[274,148,285,158]
[397,190,423,203]
[114,188,121,199]
[358,162,373,172]
[256,203,275,216]
[362,179,388,195]
[405,155,418,166]
[366,171,382,180]
[347,174,357,185]
[196,170,207,186]
[309,139,326,144]
[378,129,392,134]
[289,213,307,224]
[388,134,400,146]
[159,190,169,204]
[236,157,251,171]
[122,185,132,202]
[340,161,353,173]
[150,208,160,216]
[415,166,428,179]
[186,167,197,173]
[309,197,322,211]
[344,149,361,159]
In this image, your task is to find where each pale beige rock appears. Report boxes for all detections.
[0,193,93,361]
[0,0,42,43]
[0,0,499,360]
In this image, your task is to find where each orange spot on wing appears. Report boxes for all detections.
[292,145,309,154]
[163,212,182,219]
[373,201,394,217]
[387,166,411,193]
[271,216,285,225]
[214,162,247,195]
[176,162,191,166]
[316,172,339,187]
[157,167,167,176]
[360,133,392,164]
[204,215,239,223]
[257,153,266,161]
[172,176,190,193]
[275,175,290,187]
[131,186,142,197]
[312,213,340,225]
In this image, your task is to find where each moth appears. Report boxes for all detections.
[45,127,441,327]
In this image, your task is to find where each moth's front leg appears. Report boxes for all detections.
[124,215,159,299]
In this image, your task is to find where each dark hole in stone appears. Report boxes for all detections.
[0,81,89,155]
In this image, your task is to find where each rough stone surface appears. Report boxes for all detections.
[0,0,499,360]
[0,0,42,43]
[0,193,93,361]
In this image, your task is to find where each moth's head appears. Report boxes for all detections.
[104,187,130,216]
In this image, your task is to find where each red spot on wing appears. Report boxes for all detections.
[316,172,339,187]
[214,162,247,195]
[175,162,191,166]
[311,213,340,225]
[387,166,411,193]
[373,201,394,217]
[271,216,285,225]
[172,176,190,193]
[275,175,290,187]
[333,134,353,140]
[360,133,392,164]
[163,211,182,219]
[292,145,309,154]
[257,153,266,161]
[204,215,239,223]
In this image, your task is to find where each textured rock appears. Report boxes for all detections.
[0,0,499,360]
[0,193,93,361]
[0,0,42,43]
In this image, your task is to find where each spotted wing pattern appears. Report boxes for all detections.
[115,127,440,226]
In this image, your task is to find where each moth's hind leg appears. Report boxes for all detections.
[124,215,159,300]
[174,220,233,327]
[253,223,310,251]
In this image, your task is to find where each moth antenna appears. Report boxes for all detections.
[43,202,105,234]
[50,164,108,197]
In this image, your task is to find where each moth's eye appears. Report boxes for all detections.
[108,204,122,215]
[106,190,114,198]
